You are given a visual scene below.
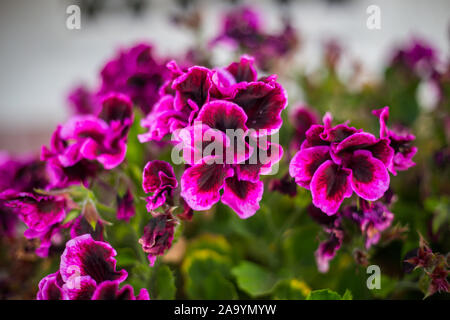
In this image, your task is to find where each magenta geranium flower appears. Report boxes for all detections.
[315,228,344,273]
[140,56,286,219]
[138,212,177,266]
[42,94,134,187]
[0,154,49,238]
[37,234,149,300]
[91,280,150,300]
[211,7,299,71]
[98,43,170,114]
[142,160,178,211]
[1,191,70,257]
[70,216,104,242]
[290,112,394,215]
[67,85,101,116]
[373,106,417,174]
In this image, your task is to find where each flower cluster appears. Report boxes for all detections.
[69,43,170,115]
[309,197,395,273]
[0,153,48,238]
[139,56,286,218]
[390,38,437,76]
[37,234,149,300]
[42,93,134,188]
[0,153,73,256]
[211,6,299,71]
[289,108,404,215]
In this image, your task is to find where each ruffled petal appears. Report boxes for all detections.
[172,66,211,111]
[320,124,361,143]
[197,101,248,133]
[221,176,263,219]
[60,234,127,284]
[98,93,133,124]
[36,272,64,300]
[289,146,331,188]
[142,160,178,194]
[231,81,287,135]
[226,55,258,83]
[310,160,352,215]
[180,158,233,211]
[346,150,390,201]
[62,275,97,300]
[301,125,328,149]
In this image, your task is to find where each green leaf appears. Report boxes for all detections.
[341,289,353,300]
[154,265,176,300]
[231,261,277,297]
[62,209,80,224]
[306,289,352,300]
[182,249,236,299]
[272,279,311,300]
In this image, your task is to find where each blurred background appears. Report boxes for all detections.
[0,0,449,153]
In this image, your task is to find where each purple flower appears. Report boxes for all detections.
[138,213,177,266]
[67,85,101,116]
[1,192,70,257]
[315,228,344,273]
[391,38,437,75]
[290,112,394,215]
[0,153,49,238]
[0,153,48,193]
[343,200,394,249]
[142,160,178,211]
[0,203,17,238]
[212,7,299,71]
[373,107,417,175]
[42,94,133,187]
[70,216,104,242]
[37,272,65,300]
[289,105,320,150]
[91,280,150,300]
[140,57,286,219]
[37,234,149,300]
[117,188,135,222]
[269,174,298,198]
[60,234,127,285]
[98,43,170,114]
[41,125,100,188]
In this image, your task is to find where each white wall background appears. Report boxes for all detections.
[0,0,449,146]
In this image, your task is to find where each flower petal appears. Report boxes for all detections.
[221,176,264,219]
[172,66,211,111]
[226,55,258,83]
[142,160,178,194]
[289,146,331,188]
[197,101,248,133]
[231,81,287,135]
[60,234,127,284]
[62,275,97,300]
[310,160,352,215]
[347,150,390,201]
[180,158,233,211]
